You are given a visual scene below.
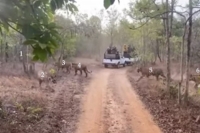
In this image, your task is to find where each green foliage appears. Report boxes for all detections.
[55,15,77,58]
[104,0,115,9]
[0,0,77,62]
[104,0,120,9]
[50,0,77,12]
[128,0,165,21]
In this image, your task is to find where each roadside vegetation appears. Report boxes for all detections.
[0,0,200,132]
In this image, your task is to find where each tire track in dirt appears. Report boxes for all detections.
[76,68,162,133]
[113,69,162,133]
[103,73,132,132]
[76,69,110,133]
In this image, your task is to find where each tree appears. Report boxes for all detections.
[184,0,193,104]
[0,0,78,62]
[55,15,77,61]
[105,8,120,46]
[165,0,171,93]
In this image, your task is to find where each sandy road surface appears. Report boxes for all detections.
[76,68,162,133]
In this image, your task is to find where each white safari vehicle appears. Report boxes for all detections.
[124,56,140,65]
[103,52,126,68]
[123,45,135,65]
[124,55,134,65]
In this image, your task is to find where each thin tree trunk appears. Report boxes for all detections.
[178,82,181,104]
[166,0,171,92]
[5,42,8,63]
[179,21,187,104]
[1,39,2,62]
[27,45,29,65]
[156,39,162,62]
[58,41,64,63]
[13,46,17,69]
[167,0,174,97]
[20,36,28,74]
[184,0,193,104]
[170,0,174,37]
[22,46,27,73]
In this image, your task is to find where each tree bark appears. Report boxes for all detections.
[58,41,64,63]
[184,0,193,104]
[166,0,171,92]
[20,36,28,75]
[5,42,8,63]
[179,20,187,104]
[142,27,146,65]
[22,45,28,73]
[170,0,174,37]
[1,39,2,62]
[156,39,162,62]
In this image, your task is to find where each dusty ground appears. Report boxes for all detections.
[127,64,200,133]
[0,58,95,133]
[1,58,199,133]
[76,68,162,133]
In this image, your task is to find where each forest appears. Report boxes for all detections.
[0,0,200,133]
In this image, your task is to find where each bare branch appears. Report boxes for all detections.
[128,10,187,30]
[185,9,200,24]
[129,20,150,30]
[5,22,23,35]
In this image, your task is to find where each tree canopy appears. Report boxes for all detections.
[0,0,78,62]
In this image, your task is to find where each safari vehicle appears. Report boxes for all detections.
[123,44,135,65]
[103,46,126,68]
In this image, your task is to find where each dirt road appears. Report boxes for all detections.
[76,68,162,133]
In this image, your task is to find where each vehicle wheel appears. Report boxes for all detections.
[127,62,130,66]
[117,62,120,68]
[123,63,126,67]
[104,64,108,68]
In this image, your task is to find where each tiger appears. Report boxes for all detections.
[54,61,72,73]
[137,66,166,82]
[71,63,92,77]
[37,69,57,88]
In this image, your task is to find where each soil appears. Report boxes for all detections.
[127,65,200,133]
[76,68,161,133]
[0,58,95,133]
[1,58,199,133]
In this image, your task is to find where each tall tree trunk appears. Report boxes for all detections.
[22,45,27,73]
[58,41,64,63]
[1,39,2,61]
[27,45,29,65]
[167,0,174,97]
[170,0,174,37]
[5,42,9,63]
[179,21,187,104]
[156,39,162,62]
[166,0,171,92]
[184,0,193,104]
[13,46,17,69]
[20,36,28,74]
[142,28,146,65]
[161,0,166,63]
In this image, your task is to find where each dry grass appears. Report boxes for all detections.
[0,72,49,133]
